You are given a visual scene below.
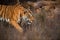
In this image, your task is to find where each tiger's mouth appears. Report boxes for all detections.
[21,16,32,25]
[26,19,32,25]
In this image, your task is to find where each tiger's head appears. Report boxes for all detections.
[20,9,34,25]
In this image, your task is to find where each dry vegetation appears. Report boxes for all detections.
[0,0,60,40]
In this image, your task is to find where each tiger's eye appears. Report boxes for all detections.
[24,11,27,14]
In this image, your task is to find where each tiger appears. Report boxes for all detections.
[0,3,34,33]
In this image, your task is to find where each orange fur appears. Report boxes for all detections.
[0,3,34,33]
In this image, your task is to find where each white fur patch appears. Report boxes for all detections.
[5,19,10,22]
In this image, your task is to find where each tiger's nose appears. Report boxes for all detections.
[31,16,34,21]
